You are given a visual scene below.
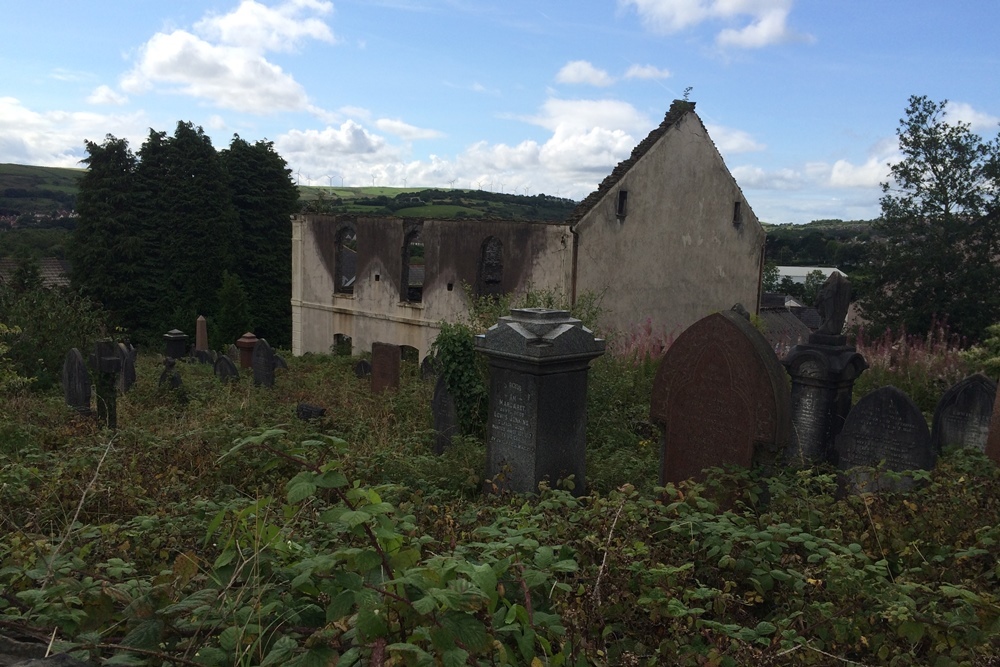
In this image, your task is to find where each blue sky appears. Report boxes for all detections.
[2,0,998,223]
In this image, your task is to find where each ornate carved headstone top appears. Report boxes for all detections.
[814,272,851,337]
[650,310,793,484]
[835,386,935,493]
[931,373,996,453]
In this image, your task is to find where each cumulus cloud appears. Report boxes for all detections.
[624,64,671,80]
[945,101,1000,131]
[731,165,803,190]
[87,85,129,106]
[120,0,333,114]
[375,118,444,141]
[556,60,615,87]
[706,124,764,153]
[619,0,811,48]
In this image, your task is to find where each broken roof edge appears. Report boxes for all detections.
[565,99,699,227]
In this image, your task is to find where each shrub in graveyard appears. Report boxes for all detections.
[961,322,1000,381]
[431,321,488,438]
[0,282,108,389]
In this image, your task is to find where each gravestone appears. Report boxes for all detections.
[164,329,188,360]
[650,309,793,485]
[432,374,459,454]
[61,348,91,414]
[371,342,401,393]
[236,332,258,369]
[931,374,996,453]
[252,338,276,388]
[227,344,239,363]
[116,343,137,393]
[90,340,121,429]
[420,355,438,380]
[296,403,326,420]
[273,354,288,370]
[835,386,935,494]
[477,309,605,495]
[354,359,372,378]
[194,349,214,364]
[159,358,182,390]
[195,315,209,352]
[214,355,240,383]
[987,387,1000,465]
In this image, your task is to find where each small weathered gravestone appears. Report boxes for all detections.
[931,374,996,453]
[432,374,459,454]
[61,348,91,414]
[116,343,137,393]
[835,386,935,494]
[650,309,793,485]
[236,332,258,369]
[159,357,182,390]
[89,340,121,429]
[164,329,188,360]
[986,387,1000,465]
[273,354,288,370]
[227,344,239,363]
[477,309,605,495]
[420,355,439,380]
[252,338,276,388]
[371,342,401,393]
[354,359,372,378]
[296,403,326,420]
[214,355,240,383]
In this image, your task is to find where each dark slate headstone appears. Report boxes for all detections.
[371,342,401,393]
[90,340,121,429]
[420,355,439,380]
[986,386,1000,465]
[296,402,326,421]
[159,358,182,390]
[116,343,137,393]
[214,355,240,383]
[650,310,793,485]
[227,344,239,363]
[354,359,372,378]
[432,374,459,454]
[273,353,288,370]
[835,386,935,494]
[931,373,996,453]
[252,338,276,388]
[194,349,214,365]
[61,348,91,414]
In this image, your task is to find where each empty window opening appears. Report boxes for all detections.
[447,282,454,291]
[333,333,353,356]
[334,226,357,294]
[400,345,419,364]
[477,236,504,298]
[616,190,628,218]
[401,229,424,302]
[732,201,743,227]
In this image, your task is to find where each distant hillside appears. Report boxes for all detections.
[762,218,875,274]
[0,163,83,221]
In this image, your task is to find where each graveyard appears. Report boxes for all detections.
[2,295,1000,667]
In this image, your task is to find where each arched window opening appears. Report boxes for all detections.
[477,236,504,298]
[335,226,357,294]
[401,229,424,302]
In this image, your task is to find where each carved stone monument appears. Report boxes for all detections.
[214,355,240,383]
[783,273,867,465]
[931,374,996,453]
[477,308,605,495]
[650,309,793,485]
[236,332,258,369]
[164,329,188,360]
[835,386,935,494]
[432,374,459,455]
[371,342,402,393]
[986,387,1000,466]
[61,348,91,414]
[90,340,121,429]
[195,315,209,352]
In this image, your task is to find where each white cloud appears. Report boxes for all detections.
[194,0,335,52]
[375,118,444,141]
[624,64,671,80]
[87,85,129,106]
[945,101,1000,131]
[731,165,803,190]
[277,120,391,157]
[828,156,890,189]
[619,0,811,48]
[706,124,764,153]
[555,60,615,87]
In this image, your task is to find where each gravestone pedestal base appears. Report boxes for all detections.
[783,334,867,466]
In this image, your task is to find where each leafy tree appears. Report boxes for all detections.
[860,96,1000,341]
[761,261,780,292]
[221,136,297,347]
[802,269,827,306]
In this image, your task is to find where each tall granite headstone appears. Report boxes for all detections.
[835,386,935,494]
[252,338,276,388]
[783,273,868,465]
[214,355,240,383]
[931,374,996,453]
[61,348,91,414]
[650,309,793,485]
[477,308,605,496]
[432,374,459,455]
[371,342,401,393]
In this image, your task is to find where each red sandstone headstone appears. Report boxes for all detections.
[236,332,258,369]
[984,385,1000,465]
[371,342,402,393]
[650,310,793,485]
[195,315,209,351]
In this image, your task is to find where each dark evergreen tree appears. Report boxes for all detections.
[70,135,145,333]
[212,270,253,350]
[221,136,298,347]
[861,96,1000,341]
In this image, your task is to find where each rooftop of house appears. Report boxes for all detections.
[0,257,71,288]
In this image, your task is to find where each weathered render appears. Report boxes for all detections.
[291,99,766,358]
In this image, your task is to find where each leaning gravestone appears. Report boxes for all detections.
[371,342,401,393]
[116,343,137,393]
[432,374,459,454]
[61,348,91,414]
[931,374,996,453]
[650,309,793,485]
[252,338,276,388]
[214,355,240,384]
[354,359,372,378]
[835,386,935,494]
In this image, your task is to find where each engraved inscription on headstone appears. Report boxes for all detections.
[931,374,996,453]
[835,386,935,494]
